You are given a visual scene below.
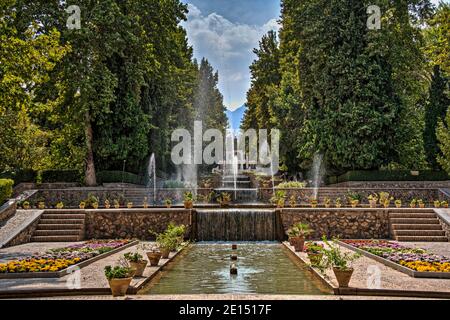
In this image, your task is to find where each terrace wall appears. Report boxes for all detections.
[84,209,193,240]
[0,201,16,224]
[279,208,390,240]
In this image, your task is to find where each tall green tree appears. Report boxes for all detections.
[424,65,450,169]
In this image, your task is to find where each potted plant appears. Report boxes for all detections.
[441,201,449,208]
[310,198,318,208]
[289,222,313,252]
[87,194,99,209]
[288,195,297,208]
[367,194,378,208]
[145,246,162,267]
[335,198,342,208]
[410,199,417,208]
[321,237,360,288]
[104,261,135,297]
[379,192,390,206]
[418,199,425,208]
[271,190,286,208]
[143,197,149,209]
[113,199,120,209]
[105,199,111,209]
[304,242,324,266]
[324,197,331,208]
[56,202,64,209]
[127,202,133,209]
[395,199,402,208]
[350,199,359,208]
[23,201,31,210]
[92,201,99,209]
[183,192,194,209]
[383,197,394,208]
[165,199,172,208]
[434,200,441,208]
[124,252,148,277]
[217,192,232,208]
[38,201,45,209]
[79,201,86,209]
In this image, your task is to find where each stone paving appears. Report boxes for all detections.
[286,241,450,294]
[0,241,170,292]
[0,240,450,299]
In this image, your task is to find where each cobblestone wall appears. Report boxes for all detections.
[84,209,192,240]
[279,208,390,240]
[0,201,16,224]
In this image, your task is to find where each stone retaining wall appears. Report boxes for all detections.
[329,181,450,188]
[0,201,16,224]
[279,208,390,240]
[3,217,41,248]
[260,188,441,204]
[84,209,192,240]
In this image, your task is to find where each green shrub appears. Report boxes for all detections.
[0,179,14,205]
[40,170,81,183]
[327,170,450,184]
[96,171,144,185]
[276,181,307,188]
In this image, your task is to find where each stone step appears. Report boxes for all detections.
[31,235,81,242]
[42,214,86,220]
[37,224,84,230]
[38,219,85,225]
[394,230,446,237]
[34,230,82,236]
[395,236,448,242]
[390,218,440,225]
[391,224,444,230]
[389,213,437,219]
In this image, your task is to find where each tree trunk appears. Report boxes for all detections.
[84,111,97,186]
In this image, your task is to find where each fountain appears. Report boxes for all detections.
[311,153,324,200]
[147,153,156,204]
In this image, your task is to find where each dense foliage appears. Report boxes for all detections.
[243,0,449,175]
[0,0,227,184]
[0,179,14,204]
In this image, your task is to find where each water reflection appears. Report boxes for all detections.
[141,243,331,295]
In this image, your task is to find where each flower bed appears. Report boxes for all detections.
[0,240,133,275]
[341,240,450,277]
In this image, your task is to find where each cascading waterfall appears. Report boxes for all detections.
[195,209,280,241]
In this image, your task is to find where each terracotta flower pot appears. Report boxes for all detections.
[92,203,99,209]
[108,277,132,297]
[130,261,148,277]
[293,236,305,252]
[288,237,296,246]
[184,201,193,209]
[419,204,425,208]
[333,267,354,288]
[161,248,170,259]
[146,252,162,266]
[307,253,323,266]
[105,204,111,209]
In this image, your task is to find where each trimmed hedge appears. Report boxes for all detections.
[0,179,14,205]
[0,170,36,185]
[327,170,450,184]
[40,170,81,183]
[96,171,144,185]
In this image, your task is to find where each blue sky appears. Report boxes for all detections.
[182,0,281,111]
[182,0,447,111]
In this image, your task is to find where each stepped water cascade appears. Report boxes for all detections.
[195,209,281,241]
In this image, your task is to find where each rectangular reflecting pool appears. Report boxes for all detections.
[140,243,332,295]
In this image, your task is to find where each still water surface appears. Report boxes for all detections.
[141,243,331,295]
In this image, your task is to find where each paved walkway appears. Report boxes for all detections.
[0,241,172,292]
[286,241,450,294]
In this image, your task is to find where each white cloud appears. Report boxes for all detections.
[182,4,280,110]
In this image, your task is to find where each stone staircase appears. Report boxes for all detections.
[389,210,448,242]
[31,210,85,242]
